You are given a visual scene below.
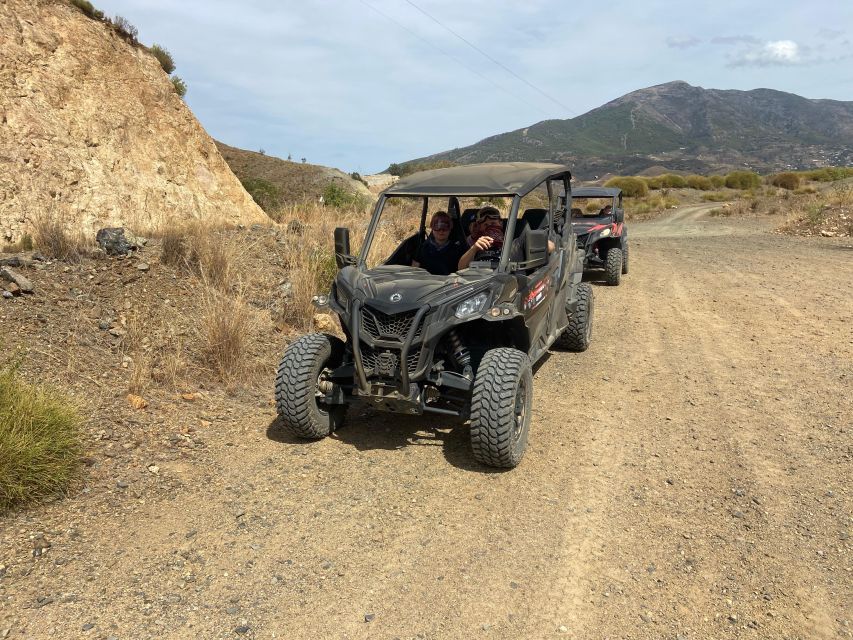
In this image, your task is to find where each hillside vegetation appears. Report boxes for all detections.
[215,143,371,214]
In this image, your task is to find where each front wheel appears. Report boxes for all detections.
[274,333,347,439]
[621,243,629,274]
[470,348,533,468]
[556,282,594,352]
[605,247,623,285]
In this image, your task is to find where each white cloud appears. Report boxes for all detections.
[728,40,803,67]
[666,36,701,49]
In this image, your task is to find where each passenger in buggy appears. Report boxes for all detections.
[411,211,467,276]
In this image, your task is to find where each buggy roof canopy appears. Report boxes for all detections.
[383,162,572,197]
[571,187,621,198]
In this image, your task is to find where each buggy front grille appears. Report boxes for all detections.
[361,306,423,341]
[360,344,420,377]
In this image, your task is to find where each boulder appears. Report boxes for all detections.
[0,267,34,293]
[96,228,147,256]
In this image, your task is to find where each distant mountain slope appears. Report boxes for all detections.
[402,82,853,179]
[216,142,370,210]
[0,0,266,245]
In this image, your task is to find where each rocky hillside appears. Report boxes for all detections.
[401,81,853,179]
[0,0,267,246]
[215,142,371,210]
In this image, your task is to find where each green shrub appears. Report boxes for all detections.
[709,175,726,188]
[150,44,175,74]
[801,167,853,182]
[725,171,761,190]
[240,177,281,212]
[701,192,728,202]
[604,176,648,198]
[171,76,187,97]
[770,172,801,190]
[70,0,99,19]
[686,175,713,190]
[642,176,663,190]
[112,15,139,41]
[322,183,368,209]
[659,174,687,188]
[0,365,82,513]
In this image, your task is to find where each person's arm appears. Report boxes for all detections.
[458,237,492,270]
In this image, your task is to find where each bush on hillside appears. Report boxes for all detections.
[725,171,761,190]
[70,0,104,20]
[770,172,801,190]
[0,364,82,513]
[112,15,139,42]
[604,176,648,198]
[171,76,187,97]
[150,44,175,74]
[323,183,368,209]
[658,174,687,188]
[240,177,281,212]
[709,175,726,188]
[686,175,713,190]
[642,176,663,190]
[801,167,853,182]
[31,217,89,262]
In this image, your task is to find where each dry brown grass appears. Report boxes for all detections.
[31,217,90,262]
[198,288,258,382]
[157,222,240,290]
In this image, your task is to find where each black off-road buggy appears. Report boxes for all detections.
[570,187,628,285]
[275,163,594,468]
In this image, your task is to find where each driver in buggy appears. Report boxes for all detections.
[458,206,555,270]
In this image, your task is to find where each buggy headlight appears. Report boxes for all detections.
[600,228,611,237]
[455,292,489,319]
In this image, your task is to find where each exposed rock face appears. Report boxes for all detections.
[0,0,268,244]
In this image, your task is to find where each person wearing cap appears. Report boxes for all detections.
[599,204,613,216]
[412,211,466,276]
[458,206,554,270]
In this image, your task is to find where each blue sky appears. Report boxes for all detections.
[96,0,852,174]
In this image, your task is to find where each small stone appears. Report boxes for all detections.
[1,291,12,300]
[226,606,239,615]
[116,481,129,489]
[557,625,568,633]
[732,510,744,518]
[127,394,148,410]
[147,464,159,475]
[640,611,653,623]
[364,613,375,623]
[98,319,112,330]
[510,581,519,589]
[234,626,250,635]
[728,614,739,623]
[82,623,95,631]
[136,262,149,272]
[734,488,745,497]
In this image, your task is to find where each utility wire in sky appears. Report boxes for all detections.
[357,0,551,119]
[402,0,577,116]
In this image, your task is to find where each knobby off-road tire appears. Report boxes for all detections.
[275,333,346,439]
[470,348,533,469]
[605,247,623,285]
[557,282,594,352]
[621,243,629,275]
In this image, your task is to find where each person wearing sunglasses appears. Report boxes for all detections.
[412,211,466,276]
[458,205,555,270]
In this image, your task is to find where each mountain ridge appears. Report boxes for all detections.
[400,81,853,179]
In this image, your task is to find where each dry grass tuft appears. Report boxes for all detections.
[198,288,258,382]
[0,364,82,513]
[31,217,90,262]
[158,222,240,290]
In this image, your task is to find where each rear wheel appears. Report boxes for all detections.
[557,282,593,352]
[274,333,347,439]
[470,348,532,468]
[605,247,623,285]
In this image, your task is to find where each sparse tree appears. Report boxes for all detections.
[301,157,307,164]
[259,148,266,155]
[150,44,175,74]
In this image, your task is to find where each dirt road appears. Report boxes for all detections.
[2,208,851,639]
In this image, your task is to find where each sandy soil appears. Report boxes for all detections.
[1,207,851,639]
